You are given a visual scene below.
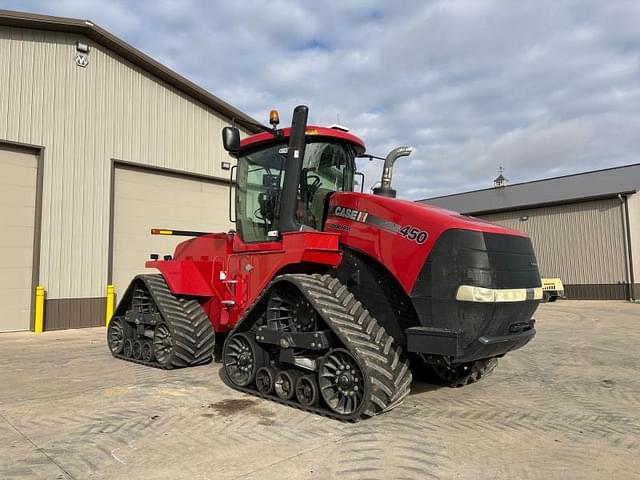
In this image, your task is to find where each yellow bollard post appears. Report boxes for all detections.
[105,284,115,327]
[34,286,45,334]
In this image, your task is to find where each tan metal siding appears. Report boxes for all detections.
[0,26,239,299]
[0,145,38,331]
[479,198,627,285]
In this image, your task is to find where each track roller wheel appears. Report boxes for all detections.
[141,341,154,362]
[132,340,143,360]
[123,338,134,358]
[319,349,365,416]
[223,333,268,388]
[295,374,320,406]
[274,370,302,400]
[256,366,277,394]
[107,317,125,354]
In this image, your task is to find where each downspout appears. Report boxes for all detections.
[621,194,636,301]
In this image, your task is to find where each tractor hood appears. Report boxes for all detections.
[326,191,534,294]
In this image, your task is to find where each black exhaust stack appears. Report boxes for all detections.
[373,146,413,198]
[278,105,309,233]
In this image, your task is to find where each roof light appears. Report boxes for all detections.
[329,124,350,132]
[269,110,280,128]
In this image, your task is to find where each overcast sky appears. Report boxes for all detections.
[3,1,639,199]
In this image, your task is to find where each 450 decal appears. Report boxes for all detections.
[399,225,428,244]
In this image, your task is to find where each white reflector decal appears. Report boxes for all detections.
[456,286,543,303]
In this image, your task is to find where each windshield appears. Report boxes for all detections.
[235,140,355,242]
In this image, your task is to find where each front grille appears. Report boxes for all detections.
[410,229,541,347]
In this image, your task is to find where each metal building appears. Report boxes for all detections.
[0,10,258,332]
[420,164,640,300]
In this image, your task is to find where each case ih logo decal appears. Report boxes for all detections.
[332,206,369,222]
[328,205,428,244]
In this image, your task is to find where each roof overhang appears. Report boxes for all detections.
[460,190,638,216]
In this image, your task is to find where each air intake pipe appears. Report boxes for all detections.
[372,146,413,198]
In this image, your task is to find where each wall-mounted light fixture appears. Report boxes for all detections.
[221,161,231,170]
[76,41,90,53]
[520,216,529,222]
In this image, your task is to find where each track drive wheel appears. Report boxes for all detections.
[267,284,318,332]
[429,358,498,387]
[223,333,268,387]
[319,349,366,416]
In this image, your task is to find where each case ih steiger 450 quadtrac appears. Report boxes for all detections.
[107,105,542,420]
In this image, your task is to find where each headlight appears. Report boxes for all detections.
[456,285,543,303]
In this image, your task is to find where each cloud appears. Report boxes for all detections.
[3,0,640,198]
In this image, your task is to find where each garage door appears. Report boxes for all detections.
[112,166,232,300]
[0,144,38,332]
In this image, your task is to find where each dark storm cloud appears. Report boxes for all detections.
[3,0,639,198]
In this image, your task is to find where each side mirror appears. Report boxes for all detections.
[222,126,240,153]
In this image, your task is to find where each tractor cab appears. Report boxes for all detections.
[223,107,365,243]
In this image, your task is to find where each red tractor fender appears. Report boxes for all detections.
[146,259,215,297]
[144,231,343,333]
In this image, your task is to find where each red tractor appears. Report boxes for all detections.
[107,106,541,420]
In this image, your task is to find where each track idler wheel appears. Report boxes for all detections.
[274,370,302,401]
[223,333,268,388]
[256,366,277,394]
[107,317,125,354]
[319,349,366,416]
[296,374,320,407]
[153,322,174,367]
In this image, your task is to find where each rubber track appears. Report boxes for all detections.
[228,273,413,421]
[112,274,215,369]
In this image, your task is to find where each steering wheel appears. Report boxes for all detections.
[255,191,278,233]
[304,173,322,202]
